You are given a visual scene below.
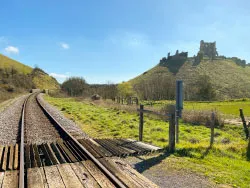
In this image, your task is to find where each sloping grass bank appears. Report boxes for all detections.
[45,96,250,187]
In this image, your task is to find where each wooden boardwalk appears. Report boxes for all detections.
[25,158,158,188]
[0,139,161,187]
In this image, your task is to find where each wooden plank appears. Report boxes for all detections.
[57,141,77,163]
[135,141,162,151]
[43,165,65,188]
[99,158,141,187]
[82,160,115,188]
[126,139,162,150]
[78,139,101,158]
[94,139,120,156]
[120,139,148,153]
[57,163,83,188]
[2,170,18,188]
[50,143,66,164]
[88,139,112,157]
[0,172,4,188]
[30,145,37,168]
[102,139,127,156]
[39,167,48,188]
[56,143,71,163]
[0,146,4,169]
[64,141,83,161]
[111,158,159,188]
[44,143,59,165]
[40,144,53,166]
[1,146,8,171]
[111,140,137,155]
[25,144,31,168]
[8,145,14,170]
[68,140,88,160]
[70,162,100,188]
[27,168,44,188]
[103,139,134,156]
[33,144,42,167]
[115,139,141,154]
[13,144,19,170]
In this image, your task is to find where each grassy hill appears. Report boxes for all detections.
[0,54,60,101]
[130,57,250,100]
[0,54,32,74]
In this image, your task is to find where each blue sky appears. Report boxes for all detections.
[0,0,250,83]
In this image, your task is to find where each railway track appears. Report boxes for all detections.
[0,93,159,188]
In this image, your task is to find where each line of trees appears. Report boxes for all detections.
[61,77,117,99]
[61,74,217,101]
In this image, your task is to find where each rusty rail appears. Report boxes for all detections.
[19,94,33,188]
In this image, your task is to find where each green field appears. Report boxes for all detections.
[45,96,250,187]
[143,99,250,118]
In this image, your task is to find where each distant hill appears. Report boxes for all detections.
[0,54,60,101]
[130,57,250,100]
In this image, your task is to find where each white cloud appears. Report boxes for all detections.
[49,73,68,79]
[49,72,70,83]
[4,46,19,54]
[59,42,70,49]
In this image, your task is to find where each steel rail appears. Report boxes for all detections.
[19,94,33,188]
[36,94,126,188]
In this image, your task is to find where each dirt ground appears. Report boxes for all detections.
[123,153,228,188]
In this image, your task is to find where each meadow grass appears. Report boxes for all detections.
[143,99,250,118]
[45,96,250,187]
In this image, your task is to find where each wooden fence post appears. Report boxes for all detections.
[210,112,215,146]
[240,108,249,139]
[139,104,144,141]
[168,105,176,153]
[135,97,139,105]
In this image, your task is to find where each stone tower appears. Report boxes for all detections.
[199,40,218,59]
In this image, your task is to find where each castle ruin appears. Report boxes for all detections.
[167,50,188,60]
[199,40,218,59]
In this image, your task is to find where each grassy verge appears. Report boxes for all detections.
[44,96,250,187]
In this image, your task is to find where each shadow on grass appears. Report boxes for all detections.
[134,145,213,174]
[134,151,170,173]
[200,145,212,159]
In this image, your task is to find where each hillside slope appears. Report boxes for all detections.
[0,54,60,101]
[0,54,32,74]
[130,58,250,100]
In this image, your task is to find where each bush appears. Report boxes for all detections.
[62,77,88,97]
[182,109,224,127]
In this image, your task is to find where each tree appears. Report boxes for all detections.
[195,75,216,101]
[117,82,134,98]
[62,77,88,96]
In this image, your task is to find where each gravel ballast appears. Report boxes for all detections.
[37,94,88,139]
[0,95,27,145]
[25,94,61,144]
